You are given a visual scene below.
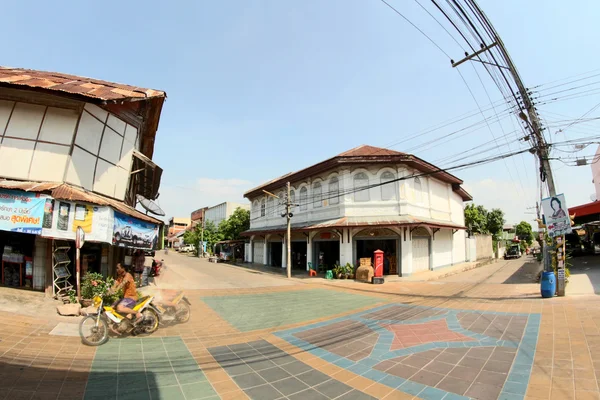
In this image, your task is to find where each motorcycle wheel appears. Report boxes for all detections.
[79,315,109,346]
[175,302,191,324]
[141,308,160,334]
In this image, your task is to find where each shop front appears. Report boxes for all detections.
[0,189,48,291]
[353,228,400,276]
[312,231,340,271]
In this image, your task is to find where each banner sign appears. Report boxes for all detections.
[113,211,159,250]
[42,200,113,243]
[0,189,47,234]
[541,194,573,238]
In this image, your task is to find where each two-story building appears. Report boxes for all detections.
[242,145,471,275]
[204,202,250,227]
[0,66,165,295]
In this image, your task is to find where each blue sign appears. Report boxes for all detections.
[0,189,46,234]
[112,211,159,250]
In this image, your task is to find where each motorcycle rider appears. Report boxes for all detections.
[111,263,144,324]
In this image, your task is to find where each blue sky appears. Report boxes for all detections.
[3,0,599,224]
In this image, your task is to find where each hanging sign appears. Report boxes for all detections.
[42,200,113,244]
[112,211,159,250]
[0,189,47,234]
[76,226,85,249]
[541,194,573,238]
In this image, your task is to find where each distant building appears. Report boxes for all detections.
[167,217,190,247]
[190,207,208,228]
[205,202,250,227]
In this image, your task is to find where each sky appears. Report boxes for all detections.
[2,0,599,226]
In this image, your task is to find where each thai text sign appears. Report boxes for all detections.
[113,211,159,250]
[0,189,46,234]
[541,193,572,238]
[42,200,113,244]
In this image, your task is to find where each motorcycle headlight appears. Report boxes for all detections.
[93,296,102,307]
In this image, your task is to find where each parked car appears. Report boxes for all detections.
[114,226,141,246]
[179,244,195,253]
[504,244,521,260]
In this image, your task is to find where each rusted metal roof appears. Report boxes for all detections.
[243,144,471,201]
[241,216,465,236]
[0,66,165,102]
[0,180,162,224]
[337,145,406,157]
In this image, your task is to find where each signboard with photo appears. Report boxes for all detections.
[42,201,113,243]
[112,211,159,250]
[541,194,573,238]
[0,189,47,234]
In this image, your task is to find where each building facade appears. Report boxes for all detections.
[243,145,471,276]
[0,66,165,295]
[166,217,190,248]
[204,202,250,227]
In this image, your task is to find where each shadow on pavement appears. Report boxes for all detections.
[568,254,600,295]
[502,259,542,284]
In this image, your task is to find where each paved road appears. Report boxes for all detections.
[567,254,600,295]
[438,257,541,285]
[154,252,297,290]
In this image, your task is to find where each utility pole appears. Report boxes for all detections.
[461,0,557,196]
[263,184,294,278]
[286,182,292,279]
[199,217,204,258]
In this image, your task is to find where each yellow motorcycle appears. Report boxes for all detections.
[79,295,160,346]
[153,291,191,326]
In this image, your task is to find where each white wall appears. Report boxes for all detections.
[248,164,466,230]
[0,98,139,201]
[453,230,467,264]
[432,229,453,268]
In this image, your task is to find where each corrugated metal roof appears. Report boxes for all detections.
[242,216,465,236]
[0,180,162,224]
[0,66,165,102]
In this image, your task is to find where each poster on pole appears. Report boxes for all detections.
[0,189,47,234]
[541,194,573,238]
[112,211,159,250]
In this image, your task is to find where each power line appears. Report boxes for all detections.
[379,0,452,58]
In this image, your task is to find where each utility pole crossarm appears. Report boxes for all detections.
[451,42,497,68]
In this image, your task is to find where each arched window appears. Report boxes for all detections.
[381,171,396,201]
[300,187,308,211]
[354,172,369,202]
[290,190,296,211]
[414,177,423,203]
[313,182,322,208]
[267,197,274,216]
[329,177,339,205]
[277,191,284,215]
[252,201,259,218]
[260,199,266,217]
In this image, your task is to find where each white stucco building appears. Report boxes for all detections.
[205,202,250,227]
[242,145,471,276]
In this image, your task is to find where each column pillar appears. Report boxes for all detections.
[306,235,313,271]
[249,237,254,263]
[401,228,413,276]
[281,237,287,270]
[263,235,269,266]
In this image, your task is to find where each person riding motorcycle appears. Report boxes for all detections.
[110,263,144,324]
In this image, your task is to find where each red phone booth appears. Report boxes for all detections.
[373,250,384,278]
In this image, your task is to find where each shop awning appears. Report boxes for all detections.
[0,180,162,225]
[241,215,465,236]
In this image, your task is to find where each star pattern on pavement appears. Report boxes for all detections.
[382,319,476,350]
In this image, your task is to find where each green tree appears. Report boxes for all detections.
[486,208,505,240]
[219,207,250,240]
[515,221,534,251]
[201,220,223,254]
[464,204,488,236]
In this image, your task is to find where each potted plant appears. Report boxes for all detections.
[333,264,343,279]
[345,263,355,279]
[81,272,118,305]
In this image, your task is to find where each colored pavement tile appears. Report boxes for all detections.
[275,303,540,400]
[201,288,384,331]
[84,337,216,400]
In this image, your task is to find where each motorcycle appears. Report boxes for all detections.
[78,295,160,346]
[151,259,163,277]
[153,290,191,326]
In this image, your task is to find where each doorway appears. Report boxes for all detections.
[355,239,399,275]
[269,242,282,267]
[314,241,340,271]
[291,241,307,270]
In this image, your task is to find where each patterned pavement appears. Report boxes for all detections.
[2,268,600,400]
[275,304,540,399]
